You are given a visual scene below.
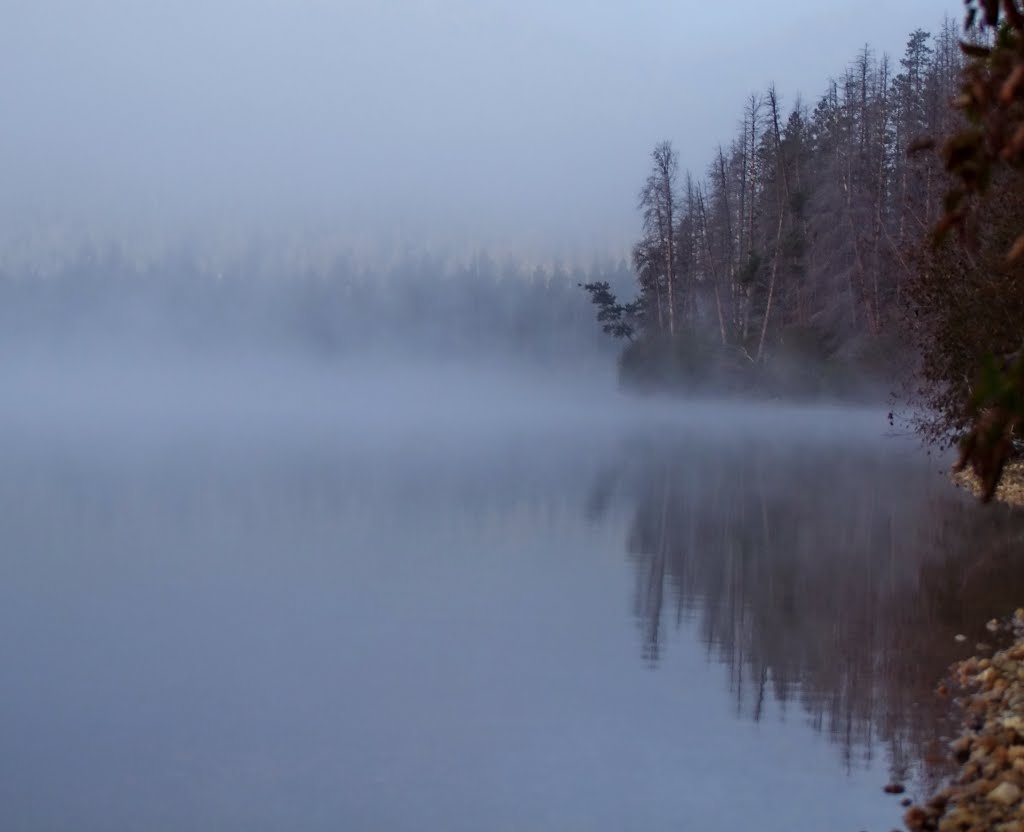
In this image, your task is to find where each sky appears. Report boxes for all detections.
[0,0,957,261]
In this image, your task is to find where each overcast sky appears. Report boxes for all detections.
[0,0,957,261]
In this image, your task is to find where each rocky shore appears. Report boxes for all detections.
[901,612,1024,832]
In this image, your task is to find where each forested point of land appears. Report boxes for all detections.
[583,16,1019,427]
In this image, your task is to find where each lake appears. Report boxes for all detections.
[2,374,1021,832]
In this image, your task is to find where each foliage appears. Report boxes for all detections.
[579,281,639,341]
[932,2,1024,248]
[928,1,1024,500]
[905,180,1024,449]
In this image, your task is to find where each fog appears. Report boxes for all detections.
[0,367,970,832]
[3,0,946,258]
[0,342,895,450]
[1,4,990,830]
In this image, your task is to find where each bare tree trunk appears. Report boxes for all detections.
[738,121,748,262]
[872,55,890,331]
[653,144,678,337]
[847,213,874,332]
[757,209,784,363]
[756,87,791,363]
[664,217,676,338]
[717,146,735,281]
[653,272,664,332]
[747,96,761,246]
[639,143,681,337]
[696,184,729,345]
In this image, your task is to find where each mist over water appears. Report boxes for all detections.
[0,0,999,829]
[3,343,1013,831]
[0,337,891,447]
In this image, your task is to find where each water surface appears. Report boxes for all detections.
[2,394,1021,831]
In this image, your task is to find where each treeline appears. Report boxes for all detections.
[0,246,629,366]
[585,19,964,398]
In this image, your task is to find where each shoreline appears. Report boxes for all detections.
[902,613,1024,831]
[952,461,1024,508]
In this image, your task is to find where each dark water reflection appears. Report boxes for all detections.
[2,409,1024,831]
[591,430,1024,791]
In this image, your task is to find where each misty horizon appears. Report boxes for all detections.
[4,4,1009,831]
[2,0,948,261]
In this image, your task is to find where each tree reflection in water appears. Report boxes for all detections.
[589,432,1024,788]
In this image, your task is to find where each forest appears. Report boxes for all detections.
[583,17,987,413]
[6,9,1021,459]
[0,246,628,369]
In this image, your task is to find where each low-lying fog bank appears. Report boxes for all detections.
[0,346,897,453]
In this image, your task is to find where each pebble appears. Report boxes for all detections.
[904,806,928,830]
[907,617,1024,832]
[989,782,1022,805]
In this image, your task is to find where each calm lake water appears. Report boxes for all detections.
[3,390,1023,831]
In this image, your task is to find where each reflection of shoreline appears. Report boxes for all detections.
[592,437,1024,787]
